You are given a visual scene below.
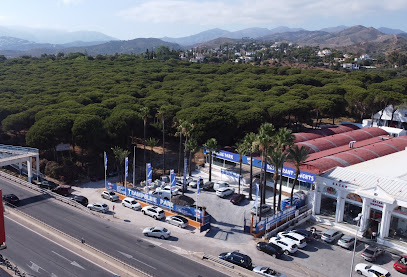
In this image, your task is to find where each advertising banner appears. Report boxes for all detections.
[255,206,296,233]
[170,169,176,192]
[125,156,128,178]
[146,163,152,184]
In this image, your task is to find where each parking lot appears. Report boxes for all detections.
[69,173,404,277]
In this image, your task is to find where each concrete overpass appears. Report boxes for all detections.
[0,144,39,182]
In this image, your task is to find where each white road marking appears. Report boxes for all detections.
[52,251,85,269]
[6,216,118,275]
[117,251,156,270]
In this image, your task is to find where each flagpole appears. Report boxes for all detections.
[196,176,200,222]
[104,151,107,189]
[133,145,136,188]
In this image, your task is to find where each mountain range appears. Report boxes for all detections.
[0,25,406,58]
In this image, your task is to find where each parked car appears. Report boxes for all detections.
[354,263,390,277]
[269,237,298,255]
[152,191,171,200]
[394,255,407,273]
[52,185,71,196]
[160,175,170,184]
[2,194,19,205]
[256,242,283,258]
[253,266,286,277]
[101,190,119,202]
[213,181,229,191]
[202,181,214,191]
[216,187,234,198]
[321,229,343,243]
[338,235,357,250]
[37,180,58,190]
[277,231,307,248]
[87,203,109,213]
[175,181,187,192]
[189,177,204,188]
[122,197,141,210]
[141,206,166,220]
[156,185,179,196]
[142,226,171,239]
[165,215,189,228]
[251,204,272,215]
[292,229,312,242]
[361,246,385,262]
[218,251,252,269]
[230,193,245,205]
[71,195,88,207]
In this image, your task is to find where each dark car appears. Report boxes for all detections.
[2,194,20,205]
[256,241,283,258]
[71,195,88,207]
[52,185,72,196]
[219,251,252,269]
[202,181,214,191]
[37,180,58,190]
[230,193,245,205]
[361,245,385,262]
[394,255,407,273]
[292,229,312,242]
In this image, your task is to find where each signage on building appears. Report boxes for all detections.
[370,199,383,209]
[347,193,362,203]
[324,186,337,196]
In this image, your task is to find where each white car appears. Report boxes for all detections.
[269,237,298,255]
[87,202,109,213]
[142,226,171,239]
[156,185,179,196]
[321,229,343,243]
[101,190,119,201]
[214,181,229,191]
[277,231,307,248]
[141,206,166,220]
[354,263,390,277]
[216,187,234,198]
[165,215,189,228]
[253,266,287,277]
[121,197,141,210]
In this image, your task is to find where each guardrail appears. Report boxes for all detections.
[202,253,234,268]
[263,208,312,239]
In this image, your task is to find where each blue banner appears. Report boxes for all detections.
[203,149,315,183]
[255,206,296,233]
[221,168,243,180]
[104,152,108,171]
[183,157,187,186]
[197,176,201,195]
[106,181,201,219]
[170,169,176,192]
[125,156,128,178]
[146,163,152,184]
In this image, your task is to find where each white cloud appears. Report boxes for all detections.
[60,0,83,5]
[117,0,407,27]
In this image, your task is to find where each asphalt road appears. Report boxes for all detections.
[0,177,228,277]
[2,217,114,277]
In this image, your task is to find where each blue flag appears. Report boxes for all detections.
[146,163,152,184]
[125,156,128,178]
[254,182,259,207]
[197,176,201,195]
[170,169,176,192]
[104,152,108,171]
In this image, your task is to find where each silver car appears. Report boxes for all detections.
[101,190,119,202]
[337,235,356,249]
[87,202,109,213]
[321,229,343,243]
[253,266,287,277]
[142,226,171,239]
[166,215,189,228]
[251,204,272,215]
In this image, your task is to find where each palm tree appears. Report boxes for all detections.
[174,119,184,175]
[146,137,158,164]
[236,141,248,195]
[254,123,275,205]
[204,138,218,182]
[267,148,287,214]
[243,132,256,200]
[186,138,199,177]
[274,128,295,211]
[156,106,167,175]
[111,146,130,184]
[288,145,310,206]
[140,107,150,175]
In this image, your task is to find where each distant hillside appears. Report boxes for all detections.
[319,26,348,33]
[194,37,240,49]
[378,27,406,35]
[339,35,407,55]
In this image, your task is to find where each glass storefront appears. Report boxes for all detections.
[389,207,407,242]
[364,209,382,239]
[343,193,363,225]
[320,193,337,217]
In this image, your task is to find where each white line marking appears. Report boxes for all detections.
[117,251,156,270]
[6,216,117,275]
[52,251,85,269]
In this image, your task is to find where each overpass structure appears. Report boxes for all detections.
[0,144,39,182]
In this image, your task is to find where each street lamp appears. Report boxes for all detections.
[350,213,363,277]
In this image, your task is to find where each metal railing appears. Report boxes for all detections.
[0,254,26,276]
[0,144,39,155]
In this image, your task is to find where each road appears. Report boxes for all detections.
[2,217,114,277]
[0,177,228,277]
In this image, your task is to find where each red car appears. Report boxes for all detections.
[394,255,407,273]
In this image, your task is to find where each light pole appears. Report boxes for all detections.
[350,213,363,277]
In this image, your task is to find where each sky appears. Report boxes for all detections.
[1,0,406,40]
